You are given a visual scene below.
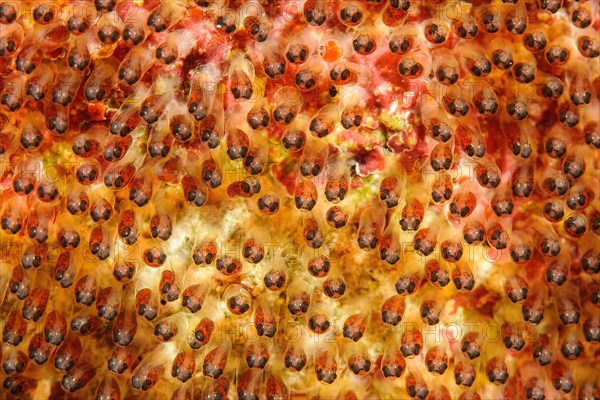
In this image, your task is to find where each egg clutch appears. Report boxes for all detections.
[0,0,599,399]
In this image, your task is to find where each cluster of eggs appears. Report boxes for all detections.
[0,0,599,398]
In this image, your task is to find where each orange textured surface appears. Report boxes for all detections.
[0,0,599,399]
